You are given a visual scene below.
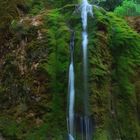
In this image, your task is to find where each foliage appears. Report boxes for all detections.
[0,1,140,140]
[88,7,140,139]
[98,0,123,11]
[114,0,140,16]
[108,11,140,139]
[0,0,22,45]
[0,0,22,28]
[41,9,70,138]
[25,0,46,15]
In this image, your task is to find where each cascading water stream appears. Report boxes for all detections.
[67,1,93,139]
[81,0,93,115]
[80,0,93,140]
[68,31,75,140]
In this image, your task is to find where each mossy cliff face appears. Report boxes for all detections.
[0,4,140,140]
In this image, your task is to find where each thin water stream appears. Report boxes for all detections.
[67,0,93,140]
[68,31,75,140]
[80,1,93,140]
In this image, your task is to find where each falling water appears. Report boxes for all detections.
[67,0,93,139]
[80,0,93,140]
[81,0,93,114]
[68,31,75,140]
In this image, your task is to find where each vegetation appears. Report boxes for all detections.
[0,0,140,140]
[114,0,140,16]
[99,0,123,10]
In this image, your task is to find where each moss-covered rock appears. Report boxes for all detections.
[0,4,140,140]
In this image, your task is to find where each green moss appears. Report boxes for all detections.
[0,3,140,140]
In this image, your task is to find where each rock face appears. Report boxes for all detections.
[0,3,140,140]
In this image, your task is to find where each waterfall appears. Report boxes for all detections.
[81,0,93,114]
[68,31,75,140]
[67,0,93,139]
[80,0,93,140]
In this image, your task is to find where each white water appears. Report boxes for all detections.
[67,0,93,139]
[81,0,93,114]
[81,0,93,140]
[81,0,93,30]
[69,134,75,140]
[68,63,75,134]
[68,32,75,140]
[81,0,92,114]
